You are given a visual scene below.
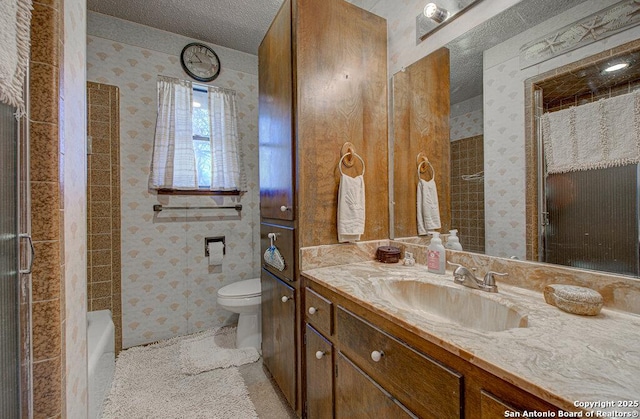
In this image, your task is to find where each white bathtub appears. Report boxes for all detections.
[87,309,115,419]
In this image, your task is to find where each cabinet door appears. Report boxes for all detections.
[480,390,522,417]
[261,269,296,409]
[260,223,295,281]
[305,325,333,419]
[335,353,416,419]
[258,0,294,221]
[261,269,296,407]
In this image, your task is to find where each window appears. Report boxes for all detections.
[148,76,245,194]
[192,88,212,188]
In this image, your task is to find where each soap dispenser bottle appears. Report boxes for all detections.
[445,229,463,251]
[427,232,446,274]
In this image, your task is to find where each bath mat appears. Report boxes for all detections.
[179,327,260,375]
[101,330,258,419]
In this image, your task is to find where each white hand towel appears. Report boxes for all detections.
[337,173,365,243]
[417,178,441,235]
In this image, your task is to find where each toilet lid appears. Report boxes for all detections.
[218,278,261,298]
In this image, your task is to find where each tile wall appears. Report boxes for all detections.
[87,81,122,352]
[29,0,88,416]
[450,135,485,253]
[29,0,64,416]
[87,12,260,348]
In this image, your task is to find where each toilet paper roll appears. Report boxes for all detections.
[207,242,224,266]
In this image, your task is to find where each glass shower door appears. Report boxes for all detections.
[0,102,22,417]
[543,165,639,276]
[0,101,32,418]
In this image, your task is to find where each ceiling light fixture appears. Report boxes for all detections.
[193,101,202,108]
[604,62,629,73]
[424,2,449,24]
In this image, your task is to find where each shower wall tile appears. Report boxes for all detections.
[31,181,60,241]
[32,299,61,362]
[87,15,260,348]
[30,3,59,65]
[29,62,59,124]
[31,241,61,302]
[87,82,122,354]
[33,357,62,418]
[30,121,59,182]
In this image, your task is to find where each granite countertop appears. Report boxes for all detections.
[302,260,640,415]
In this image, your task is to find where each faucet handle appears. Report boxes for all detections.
[447,261,463,270]
[483,271,507,286]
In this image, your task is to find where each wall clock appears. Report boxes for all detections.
[180,42,221,82]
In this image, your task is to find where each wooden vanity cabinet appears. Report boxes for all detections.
[302,277,564,419]
[258,0,388,415]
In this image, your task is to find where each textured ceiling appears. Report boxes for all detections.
[86,0,590,104]
[86,0,382,55]
[86,0,285,55]
[448,0,586,105]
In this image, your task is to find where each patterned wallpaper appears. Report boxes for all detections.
[483,0,640,258]
[87,14,260,348]
[63,0,88,416]
[451,95,483,141]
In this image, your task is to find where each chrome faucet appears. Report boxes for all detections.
[447,262,507,293]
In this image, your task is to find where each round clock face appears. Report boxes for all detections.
[180,43,221,82]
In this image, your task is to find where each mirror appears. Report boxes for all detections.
[390,0,640,277]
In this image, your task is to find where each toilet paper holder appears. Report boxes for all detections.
[204,236,225,256]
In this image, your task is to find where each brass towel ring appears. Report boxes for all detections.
[417,153,435,181]
[339,152,365,176]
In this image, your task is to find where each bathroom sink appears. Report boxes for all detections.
[375,280,528,332]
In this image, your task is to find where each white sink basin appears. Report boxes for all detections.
[375,280,528,332]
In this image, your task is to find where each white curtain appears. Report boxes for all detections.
[207,86,246,191]
[149,76,198,190]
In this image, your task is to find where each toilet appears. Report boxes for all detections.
[217,278,262,350]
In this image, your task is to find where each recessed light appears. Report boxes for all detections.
[193,101,202,108]
[604,63,629,73]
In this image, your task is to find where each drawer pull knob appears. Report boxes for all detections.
[370,350,384,362]
[280,205,290,212]
[315,350,325,360]
[308,307,317,315]
[281,295,293,303]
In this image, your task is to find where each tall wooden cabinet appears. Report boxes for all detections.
[258,0,388,415]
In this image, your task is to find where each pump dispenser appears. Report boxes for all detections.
[427,232,446,274]
[445,229,463,251]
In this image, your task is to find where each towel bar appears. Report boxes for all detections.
[153,204,242,212]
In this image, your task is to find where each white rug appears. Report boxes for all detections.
[101,329,259,419]
[180,327,260,375]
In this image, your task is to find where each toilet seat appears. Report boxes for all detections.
[218,278,261,299]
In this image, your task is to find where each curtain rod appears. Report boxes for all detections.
[153,204,242,212]
[156,75,236,95]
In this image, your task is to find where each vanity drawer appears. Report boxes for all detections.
[337,307,462,419]
[305,287,333,336]
[260,223,295,281]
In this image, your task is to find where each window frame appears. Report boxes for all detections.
[157,85,243,196]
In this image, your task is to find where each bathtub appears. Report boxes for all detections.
[87,310,115,419]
